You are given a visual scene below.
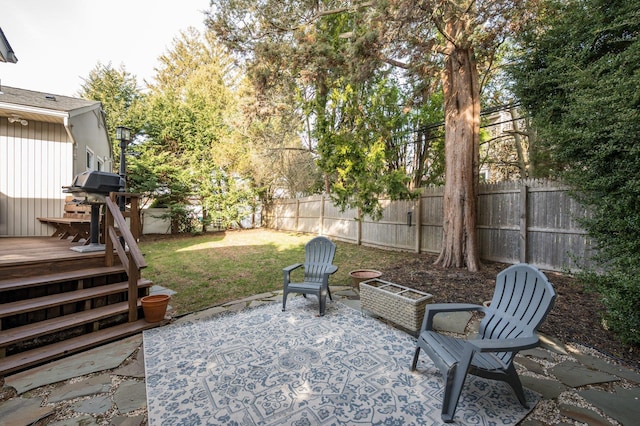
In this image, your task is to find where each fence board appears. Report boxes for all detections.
[263,179,595,271]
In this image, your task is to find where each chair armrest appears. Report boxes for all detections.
[325,265,338,275]
[319,265,338,286]
[467,335,540,353]
[283,263,304,273]
[421,303,485,331]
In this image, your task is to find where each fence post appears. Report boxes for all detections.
[357,208,362,245]
[415,196,422,253]
[519,183,528,263]
[320,195,325,235]
[295,199,300,232]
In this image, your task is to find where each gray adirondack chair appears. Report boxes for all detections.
[411,263,556,423]
[282,236,338,316]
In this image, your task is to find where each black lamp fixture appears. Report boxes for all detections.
[116,126,132,144]
[115,126,132,210]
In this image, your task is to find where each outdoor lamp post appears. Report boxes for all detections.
[115,126,132,211]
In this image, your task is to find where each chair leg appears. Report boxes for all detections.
[441,348,473,423]
[319,293,326,316]
[411,345,421,371]
[327,285,333,301]
[282,292,287,312]
[504,363,529,408]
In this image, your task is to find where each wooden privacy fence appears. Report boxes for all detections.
[263,179,595,272]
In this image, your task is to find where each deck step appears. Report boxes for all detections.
[0,301,144,348]
[0,279,152,318]
[0,265,126,292]
[0,319,160,376]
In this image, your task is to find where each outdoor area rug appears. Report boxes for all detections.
[143,298,538,425]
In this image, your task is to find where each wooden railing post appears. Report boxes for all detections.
[129,194,141,241]
[105,193,147,323]
[105,194,115,267]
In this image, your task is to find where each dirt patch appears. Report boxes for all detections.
[382,254,640,370]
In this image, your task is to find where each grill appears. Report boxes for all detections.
[64,170,124,198]
[63,171,124,251]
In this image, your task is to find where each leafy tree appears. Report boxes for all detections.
[79,62,145,171]
[235,71,323,201]
[206,0,540,270]
[510,0,640,345]
[138,28,254,232]
[315,75,418,218]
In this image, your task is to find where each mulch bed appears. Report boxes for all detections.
[382,254,640,370]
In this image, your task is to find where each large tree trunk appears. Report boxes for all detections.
[434,41,481,271]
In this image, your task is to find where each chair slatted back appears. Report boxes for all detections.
[479,264,556,364]
[304,236,337,282]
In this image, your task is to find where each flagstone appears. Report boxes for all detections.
[111,415,146,425]
[48,414,99,426]
[559,403,615,426]
[579,385,640,426]
[520,375,567,400]
[223,292,274,305]
[538,334,568,355]
[0,397,53,426]
[5,335,141,394]
[113,350,146,378]
[521,347,555,361]
[175,306,227,325]
[71,394,112,414]
[573,353,640,384]
[113,380,147,414]
[432,311,472,334]
[550,361,619,387]
[223,301,247,311]
[516,356,546,375]
[47,373,111,403]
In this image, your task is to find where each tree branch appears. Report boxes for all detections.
[268,1,374,32]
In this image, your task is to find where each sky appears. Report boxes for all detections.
[0,0,211,97]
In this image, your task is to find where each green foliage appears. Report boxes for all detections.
[315,77,418,218]
[581,269,640,345]
[132,28,258,230]
[510,0,640,345]
[78,62,145,166]
[208,3,441,215]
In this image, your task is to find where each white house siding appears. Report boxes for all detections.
[0,119,72,236]
[69,110,112,176]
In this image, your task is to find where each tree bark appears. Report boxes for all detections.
[434,39,481,271]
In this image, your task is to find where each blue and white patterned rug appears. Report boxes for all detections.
[143,298,538,425]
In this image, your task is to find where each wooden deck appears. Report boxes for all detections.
[0,236,160,375]
[0,237,109,280]
[0,237,89,266]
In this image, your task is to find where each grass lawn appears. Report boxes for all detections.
[139,228,410,315]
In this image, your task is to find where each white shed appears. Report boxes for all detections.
[0,85,112,237]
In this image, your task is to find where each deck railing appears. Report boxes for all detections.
[104,193,147,322]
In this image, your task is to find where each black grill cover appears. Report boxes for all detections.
[64,170,124,195]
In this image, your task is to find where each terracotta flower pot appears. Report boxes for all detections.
[141,294,170,323]
[349,269,382,288]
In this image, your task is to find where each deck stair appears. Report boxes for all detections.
[0,193,159,376]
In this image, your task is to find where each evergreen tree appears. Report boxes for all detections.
[510,0,640,345]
